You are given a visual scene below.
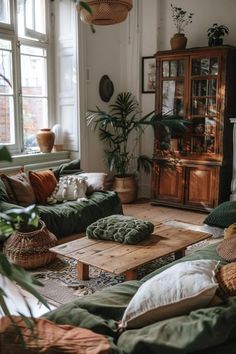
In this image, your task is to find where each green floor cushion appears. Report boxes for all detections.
[86,215,154,244]
[204,201,236,228]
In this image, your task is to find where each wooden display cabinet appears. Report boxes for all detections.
[151,46,236,211]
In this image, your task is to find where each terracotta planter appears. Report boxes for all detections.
[170,33,187,50]
[113,175,137,204]
[36,128,55,153]
[3,221,57,269]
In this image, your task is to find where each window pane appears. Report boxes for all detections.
[21,46,47,96]
[25,0,46,34]
[23,97,48,149]
[21,45,46,56]
[0,42,13,94]
[0,96,15,144]
[0,0,10,24]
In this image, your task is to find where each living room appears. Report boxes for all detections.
[1,0,236,353]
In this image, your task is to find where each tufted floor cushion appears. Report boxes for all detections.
[86,214,154,244]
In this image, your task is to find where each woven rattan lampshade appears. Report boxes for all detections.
[79,0,133,25]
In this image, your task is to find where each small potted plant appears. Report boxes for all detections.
[170,4,194,50]
[1,205,57,269]
[207,23,229,46]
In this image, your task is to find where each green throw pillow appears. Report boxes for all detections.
[204,201,236,228]
[86,215,154,244]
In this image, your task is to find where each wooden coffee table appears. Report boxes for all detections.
[50,223,211,281]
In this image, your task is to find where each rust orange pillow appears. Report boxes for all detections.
[0,316,111,354]
[29,170,57,205]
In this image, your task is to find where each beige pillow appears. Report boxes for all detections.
[119,260,219,329]
[79,172,107,193]
[1,172,36,206]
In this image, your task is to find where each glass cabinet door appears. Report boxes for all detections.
[161,59,185,116]
[190,56,219,154]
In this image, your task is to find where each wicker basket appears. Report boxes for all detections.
[79,0,133,25]
[3,220,57,269]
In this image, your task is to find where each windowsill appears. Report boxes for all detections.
[0,150,71,170]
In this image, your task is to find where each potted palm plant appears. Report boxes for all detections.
[86,92,190,203]
[87,92,154,203]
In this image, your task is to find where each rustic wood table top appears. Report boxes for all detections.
[50,223,211,281]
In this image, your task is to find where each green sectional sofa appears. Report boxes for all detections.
[0,191,123,239]
[45,243,236,354]
[0,160,123,239]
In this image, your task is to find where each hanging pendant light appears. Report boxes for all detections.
[79,0,133,26]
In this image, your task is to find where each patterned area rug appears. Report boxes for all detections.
[32,255,175,306]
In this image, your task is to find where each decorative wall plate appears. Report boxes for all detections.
[99,75,114,102]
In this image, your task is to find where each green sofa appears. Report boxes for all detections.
[0,160,123,239]
[45,243,236,353]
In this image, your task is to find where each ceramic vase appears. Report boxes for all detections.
[36,128,55,153]
[170,33,187,50]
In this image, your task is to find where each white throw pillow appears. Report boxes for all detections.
[79,173,107,193]
[52,175,88,202]
[120,260,219,329]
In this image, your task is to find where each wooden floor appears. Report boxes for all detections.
[123,199,207,225]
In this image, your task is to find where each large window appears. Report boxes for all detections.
[0,0,51,153]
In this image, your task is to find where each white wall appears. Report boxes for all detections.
[80,0,236,195]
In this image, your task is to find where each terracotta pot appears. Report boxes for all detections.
[113,175,137,204]
[36,128,55,153]
[3,220,57,269]
[170,33,187,50]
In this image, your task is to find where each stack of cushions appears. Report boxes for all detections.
[86,215,154,244]
[0,166,108,206]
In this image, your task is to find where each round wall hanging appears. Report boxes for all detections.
[99,75,114,102]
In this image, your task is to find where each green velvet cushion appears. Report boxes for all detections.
[52,159,82,180]
[204,201,236,228]
[86,215,154,244]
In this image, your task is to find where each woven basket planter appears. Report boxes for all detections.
[3,220,58,269]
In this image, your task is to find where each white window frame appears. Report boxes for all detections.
[24,0,47,41]
[0,0,14,30]
[0,0,54,154]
